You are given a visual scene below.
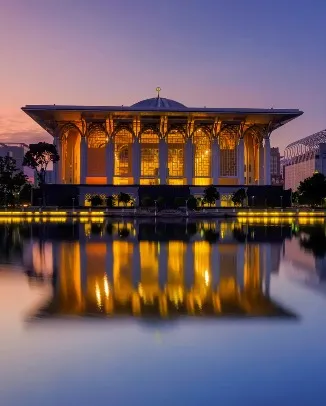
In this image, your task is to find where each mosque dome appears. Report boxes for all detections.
[131,97,186,109]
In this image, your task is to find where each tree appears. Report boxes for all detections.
[106,195,116,208]
[141,196,153,207]
[203,185,220,207]
[23,142,59,186]
[88,194,103,206]
[291,191,300,206]
[117,192,131,207]
[187,195,198,210]
[0,156,29,206]
[297,172,326,206]
[174,197,186,208]
[232,188,247,207]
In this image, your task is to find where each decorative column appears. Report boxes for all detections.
[53,135,62,184]
[185,138,193,184]
[264,137,271,185]
[259,141,264,185]
[159,138,168,185]
[237,137,245,185]
[212,138,220,185]
[132,137,141,184]
[80,135,87,184]
[105,138,114,184]
[236,244,245,292]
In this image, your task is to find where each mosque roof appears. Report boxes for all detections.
[131,97,186,109]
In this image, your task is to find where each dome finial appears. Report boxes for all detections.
[156,86,161,98]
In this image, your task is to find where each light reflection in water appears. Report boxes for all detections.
[17,219,300,320]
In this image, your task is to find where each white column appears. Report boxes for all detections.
[105,140,114,184]
[80,136,87,184]
[159,138,168,185]
[264,137,271,185]
[237,138,245,185]
[185,138,193,184]
[236,244,245,292]
[259,142,264,185]
[53,136,62,184]
[132,138,141,184]
[212,138,220,184]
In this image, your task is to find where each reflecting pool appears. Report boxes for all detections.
[1,218,326,406]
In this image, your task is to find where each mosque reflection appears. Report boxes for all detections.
[25,220,295,319]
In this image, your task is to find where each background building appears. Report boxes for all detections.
[283,129,326,191]
[270,147,282,185]
[0,142,33,182]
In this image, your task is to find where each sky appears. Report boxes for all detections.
[0,0,325,153]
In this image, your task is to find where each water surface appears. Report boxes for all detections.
[1,219,326,406]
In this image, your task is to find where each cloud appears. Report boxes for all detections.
[0,111,51,144]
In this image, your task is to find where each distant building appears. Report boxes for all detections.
[283,129,326,191]
[270,147,282,185]
[0,142,33,182]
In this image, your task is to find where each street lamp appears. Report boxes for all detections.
[280,195,283,208]
[72,197,75,213]
[251,195,255,207]
[154,200,157,217]
[185,198,189,217]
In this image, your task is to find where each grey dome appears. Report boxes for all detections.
[131,97,186,109]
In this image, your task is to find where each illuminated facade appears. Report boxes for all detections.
[27,220,294,319]
[22,95,302,189]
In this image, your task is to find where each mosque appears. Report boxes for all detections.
[22,89,302,205]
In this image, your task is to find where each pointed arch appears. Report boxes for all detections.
[166,128,185,182]
[218,125,238,177]
[114,128,133,178]
[140,129,159,183]
[59,122,82,184]
[193,128,211,178]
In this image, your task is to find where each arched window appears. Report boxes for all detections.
[140,130,159,179]
[61,125,81,184]
[219,130,237,177]
[167,131,184,178]
[87,127,107,178]
[114,129,133,177]
[193,129,211,177]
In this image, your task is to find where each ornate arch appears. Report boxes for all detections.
[114,127,133,177]
[87,123,107,148]
[193,127,211,178]
[218,124,238,177]
[59,122,83,141]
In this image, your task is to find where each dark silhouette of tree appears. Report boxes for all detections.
[203,185,220,206]
[297,172,326,206]
[299,226,326,258]
[141,196,153,207]
[0,156,28,206]
[88,195,103,206]
[106,195,115,208]
[118,192,131,207]
[232,188,247,207]
[187,195,198,210]
[23,142,59,186]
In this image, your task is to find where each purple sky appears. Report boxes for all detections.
[0,0,325,153]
